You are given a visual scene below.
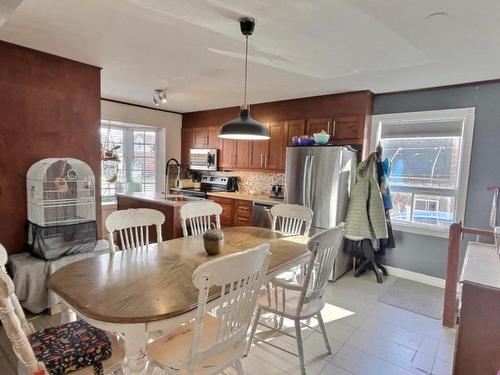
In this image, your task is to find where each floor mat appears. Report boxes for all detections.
[378,278,444,319]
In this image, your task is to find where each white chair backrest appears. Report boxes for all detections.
[180,201,222,237]
[270,204,313,236]
[106,208,165,252]
[0,269,42,374]
[0,243,7,272]
[189,244,271,369]
[297,226,344,314]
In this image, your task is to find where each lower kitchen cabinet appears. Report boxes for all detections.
[208,196,253,227]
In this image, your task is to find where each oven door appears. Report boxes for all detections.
[189,149,218,171]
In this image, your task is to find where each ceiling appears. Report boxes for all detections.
[2,0,500,113]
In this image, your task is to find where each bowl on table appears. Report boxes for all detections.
[313,133,330,145]
[292,135,315,146]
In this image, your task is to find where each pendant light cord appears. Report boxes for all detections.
[244,35,248,107]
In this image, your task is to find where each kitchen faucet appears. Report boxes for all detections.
[165,158,181,196]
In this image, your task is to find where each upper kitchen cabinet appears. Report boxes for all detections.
[220,138,252,169]
[250,121,287,171]
[306,118,333,136]
[181,128,195,165]
[286,119,306,146]
[193,126,220,149]
[331,115,365,145]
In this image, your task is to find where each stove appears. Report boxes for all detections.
[176,175,237,198]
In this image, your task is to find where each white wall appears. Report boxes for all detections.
[101,100,182,191]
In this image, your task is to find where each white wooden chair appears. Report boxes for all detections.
[247,226,344,375]
[0,268,124,375]
[0,242,7,272]
[179,201,222,237]
[146,244,271,375]
[106,208,165,252]
[270,204,313,236]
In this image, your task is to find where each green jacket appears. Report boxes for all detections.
[344,153,388,240]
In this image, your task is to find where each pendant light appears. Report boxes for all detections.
[219,17,270,140]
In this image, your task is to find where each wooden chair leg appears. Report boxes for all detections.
[245,307,262,356]
[294,319,306,375]
[316,312,332,354]
[234,359,245,375]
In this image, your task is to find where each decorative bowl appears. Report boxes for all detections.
[313,133,330,145]
[292,135,314,146]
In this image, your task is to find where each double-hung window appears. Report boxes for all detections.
[371,108,475,237]
[100,121,161,204]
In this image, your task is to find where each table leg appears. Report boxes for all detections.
[60,302,76,324]
[123,324,148,375]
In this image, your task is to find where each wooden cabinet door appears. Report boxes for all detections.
[181,128,195,165]
[332,116,364,144]
[207,126,220,149]
[286,119,305,146]
[208,196,234,227]
[266,121,286,170]
[233,140,251,169]
[233,200,253,226]
[306,118,333,137]
[220,139,235,169]
[193,128,209,148]
[250,139,268,169]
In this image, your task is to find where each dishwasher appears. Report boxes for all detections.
[252,202,275,228]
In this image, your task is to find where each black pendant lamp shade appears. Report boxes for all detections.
[218,18,269,140]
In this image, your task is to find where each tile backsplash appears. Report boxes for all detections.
[209,171,285,194]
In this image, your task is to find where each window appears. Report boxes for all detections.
[371,108,475,237]
[100,122,160,204]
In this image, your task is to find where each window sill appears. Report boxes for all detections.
[392,222,450,239]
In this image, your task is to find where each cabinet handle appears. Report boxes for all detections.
[260,154,264,167]
[238,206,250,211]
[265,154,268,168]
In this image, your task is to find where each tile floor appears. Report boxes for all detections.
[0,271,455,375]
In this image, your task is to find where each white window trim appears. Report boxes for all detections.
[371,107,475,238]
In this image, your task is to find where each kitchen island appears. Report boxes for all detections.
[116,192,203,241]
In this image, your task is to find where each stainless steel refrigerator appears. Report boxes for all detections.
[285,146,357,280]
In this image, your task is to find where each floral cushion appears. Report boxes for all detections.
[29,320,112,375]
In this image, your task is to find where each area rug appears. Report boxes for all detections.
[378,279,444,320]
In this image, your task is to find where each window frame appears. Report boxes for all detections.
[100,121,161,205]
[370,107,475,238]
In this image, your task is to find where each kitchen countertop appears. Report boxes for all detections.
[206,191,284,205]
[116,192,202,207]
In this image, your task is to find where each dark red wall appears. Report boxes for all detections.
[0,41,101,254]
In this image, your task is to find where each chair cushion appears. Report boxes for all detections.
[29,320,112,375]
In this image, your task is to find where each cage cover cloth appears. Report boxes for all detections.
[27,220,97,260]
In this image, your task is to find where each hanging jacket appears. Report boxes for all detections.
[344,153,388,240]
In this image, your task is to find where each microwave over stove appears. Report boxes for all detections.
[189,148,218,171]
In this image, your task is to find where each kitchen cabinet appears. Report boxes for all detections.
[249,121,286,171]
[208,196,253,227]
[306,118,333,137]
[181,128,195,165]
[194,126,219,148]
[233,199,253,226]
[286,119,306,146]
[208,195,234,226]
[220,139,251,169]
[332,115,365,144]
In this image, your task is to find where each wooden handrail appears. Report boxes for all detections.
[442,222,494,327]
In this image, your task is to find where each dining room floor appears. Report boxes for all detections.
[0,271,455,375]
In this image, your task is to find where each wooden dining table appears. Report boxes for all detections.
[48,226,310,374]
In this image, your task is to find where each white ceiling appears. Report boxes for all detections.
[2,0,500,113]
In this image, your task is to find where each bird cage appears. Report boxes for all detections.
[27,158,96,226]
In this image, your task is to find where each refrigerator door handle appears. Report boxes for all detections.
[307,155,315,208]
[302,155,310,206]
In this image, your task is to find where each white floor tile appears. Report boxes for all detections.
[432,359,453,375]
[320,362,355,374]
[436,341,454,363]
[330,345,414,375]
[439,327,456,345]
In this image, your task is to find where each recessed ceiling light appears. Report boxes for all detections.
[425,12,448,23]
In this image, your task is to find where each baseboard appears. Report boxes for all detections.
[384,265,446,288]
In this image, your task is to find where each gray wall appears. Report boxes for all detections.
[374,82,500,278]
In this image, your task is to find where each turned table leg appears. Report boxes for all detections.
[123,324,148,375]
[60,302,76,324]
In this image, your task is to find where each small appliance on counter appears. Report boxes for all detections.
[270,184,284,199]
[176,175,237,198]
